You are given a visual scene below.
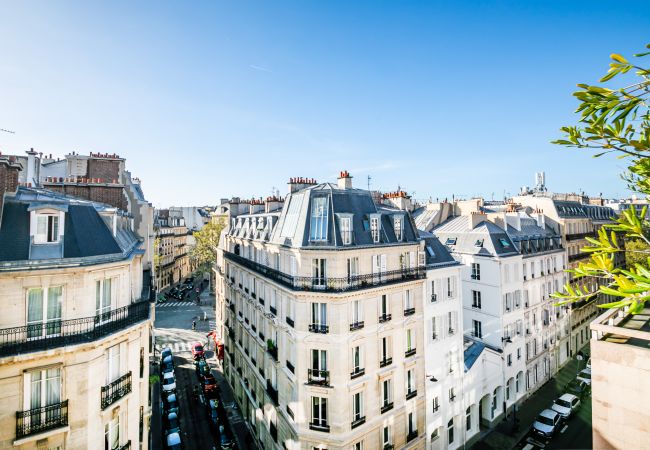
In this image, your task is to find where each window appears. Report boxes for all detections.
[381,336,391,361]
[474,239,484,247]
[405,329,414,353]
[472,290,481,308]
[431,316,438,340]
[105,415,120,450]
[446,277,455,298]
[445,237,457,246]
[27,286,63,338]
[28,367,61,415]
[340,217,352,245]
[35,214,60,243]
[107,344,121,384]
[408,411,416,434]
[311,303,327,326]
[394,216,403,241]
[353,442,363,450]
[466,407,472,431]
[448,311,457,334]
[432,396,440,412]
[370,217,380,243]
[311,397,328,426]
[96,278,115,321]
[517,347,522,360]
[352,392,363,421]
[351,300,362,324]
[449,387,456,401]
[309,197,328,241]
[447,418,454,444]
[347,257,359,283]
[499,238,511,248]
[382,379,392,406]
[406,368,415,394]
[507,353,512,366]
[404,290,413,311]
[312,259,326,288]
[382,425,392,447]
[380,294,389,316]
[472,320,482,338]
[430,280,437,302]
[352,345,363,374]
[471,263,481,280]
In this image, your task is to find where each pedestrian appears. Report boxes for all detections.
[192,320,196,331]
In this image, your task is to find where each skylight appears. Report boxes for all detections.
[475,239,484,247]
[426,246,435,257]
[445,237,457,245]
[499,238,511,248]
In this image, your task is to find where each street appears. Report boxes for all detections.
[153,287,256,450]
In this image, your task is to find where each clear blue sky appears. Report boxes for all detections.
[1,1,648,207]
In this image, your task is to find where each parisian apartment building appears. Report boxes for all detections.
[0,153,154,450]
[154,209,192,291]
[213,171,620,450]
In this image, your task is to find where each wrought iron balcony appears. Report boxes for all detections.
[566,231,596,241]
[307,369,330,386]
[404,307,415,316]
[224,251,425,293]
[569,252,591,262]
[269,305,277,315]
[407,430,418,442]
[266,380,278,405]
[405,348,416,357]
[285,317,294,327]
[379,357,393,368]
[406,389,417,400]
[309,421,330,432]
[0,301,150,358]
[378,313,392,323]
[16,399,68,439]
[351,416,366,429]
[349,321,364,331]
[101,371,132,410]
[380,402,394,414]
[309,324,329,334]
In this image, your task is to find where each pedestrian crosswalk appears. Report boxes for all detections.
[156,301,195,308]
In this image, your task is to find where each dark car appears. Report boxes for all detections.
[167,288,183,300]
[202,373,219,398]
[160,347,173,362]
[184,277,194,284]
[219,425,234,449]
[165,412,181,435]
[208,399,219,427]
[567,379,590,398]
[163,392,180,416]
[161,355,174,375]
[195,358,211,379]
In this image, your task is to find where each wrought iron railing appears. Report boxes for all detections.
[309,421,330,432]
[225,251,425,293]
[351,416,366,429]
[119,441,132,450]
[349,321,364,331]
[307,369,330,386]
[566,231,596,241]
[0,301,150,357]
[266,380,278,405]
[101,371,132,410]
[309,324,329,334]
[16,399,68,439]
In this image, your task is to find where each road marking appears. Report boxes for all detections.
[561,424,568,433]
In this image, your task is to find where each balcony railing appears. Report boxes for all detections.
[380,402,394,414]
[16,400,68,439]
[0,301,150,358]
[407,430,418,442]
[404,307,415,316]
[225,251,425,293]
[309,421,330,432]
[569,253,591,262]
[119,441,132,450]
[566,231,596,241]
[349,321,364,331]
[351,416,366,429]
[406,389,417,400]
[378,314,392,323]
[307,369,330,386]
[350,368,365,379]
[309,324,329,334]
[405,348,416,357]
[101,371,132,410]
[379,357,393,368]
[266,380,278,405]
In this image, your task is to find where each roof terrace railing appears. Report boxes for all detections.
[224,250,425,293]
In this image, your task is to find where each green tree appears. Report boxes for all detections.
[552,43,650,314]
[190,219,226,274]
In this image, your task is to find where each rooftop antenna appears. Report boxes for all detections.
[271,186,277,197]
[367,175,372,191]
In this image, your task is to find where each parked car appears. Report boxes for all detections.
[577,368,592,385]
[567,379,590,398]
[184,277,194,284]
[162,372,176,393]
[218,425,234,449]
[161,356,174,375]
[191,342,205,360]
[586,358,591,370]
[202,373,219,398]
[552,393,581,419]
[195,358,211,379]
[166,431,182,450]
[167,288,183,300]
[532,409,562,439]
[163,392,180,416]
[208,399,219,427]
[165,412,181,435]
[160,347,173,361]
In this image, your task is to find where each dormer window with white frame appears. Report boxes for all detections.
[339,215,353,245]
[393,215,403,241]
[370,215,380,243]
[29,207,65,244]
[309,197,329,242]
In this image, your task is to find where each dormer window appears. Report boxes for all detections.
[445,237,457,246]
[35,214,60,243]
[340,216,352,245]
[370,217,380,243]
[499,238,511,248]
[394,216,403,241]
[309,197,328,241]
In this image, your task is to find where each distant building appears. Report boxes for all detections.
[154,209,191,290]
[0,163,152,450]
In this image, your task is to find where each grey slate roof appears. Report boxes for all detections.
[464,339,485,371]
[0,187,139,263]
[418,231,458,266]
[432,216,519,257]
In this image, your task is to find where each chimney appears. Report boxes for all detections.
[534,209,545,229]
[469,211,487,229]
[249,198,265,215]
[337,170,353,189]
[382,190,413,211]
[265,195,284,213]
[0,156,22,223]
[287,177,317,193]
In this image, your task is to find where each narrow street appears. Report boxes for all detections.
[153,287,257,449]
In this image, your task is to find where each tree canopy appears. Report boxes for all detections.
[552,43,650,314]
[190,219,226,271]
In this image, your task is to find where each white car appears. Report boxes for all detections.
[166,431,182,450]
[162,371,176,392]
[532,409,561,439]
[552,393,581,419]
[577,368,592,385]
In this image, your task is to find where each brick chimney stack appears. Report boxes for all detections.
[337,170,353,189]
[0,154,22,223]
[287,177,317,194]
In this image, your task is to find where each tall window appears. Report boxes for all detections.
[430,280,437,302]
[466,407,472,431]
[105,415,120,450]
[472,320,482,338]
[408,411,416,434]
[340,217,352,245]
[352,300,362,324]
[382,425,392,447]
[312,259,326,288]
[404,290,413,310]
[309,197,328,241]
[96,278,115,321]
[352,392,364,421]
[27,286,63,338]
[432,396,440,412]
[431,316,438,340]
[448,311,457,334]
[471,263,481,280]
[35,214,60,243]
[311,303,327,326]
[29,367,61,414]
[311,349,327,377]
[352,345,363,374]
[446,277,455,298]
[380,294,389,317]
[394,216,403,241]
[472,290,482,308]
[382,379,392,406]
[370,217,380,243]
[311,397,328,426]
[107,344,121,384]
[405,329,414,352]
[406,368,415,394]
[447,418,454,445]
[347,257,359,283]
[381,336,391,361]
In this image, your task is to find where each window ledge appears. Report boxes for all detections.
[13,425,70,446]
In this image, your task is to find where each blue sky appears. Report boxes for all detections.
[1,1,648,207]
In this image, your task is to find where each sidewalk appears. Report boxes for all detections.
[473,348,590,450]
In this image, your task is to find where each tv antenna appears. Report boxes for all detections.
[367,175,372,191]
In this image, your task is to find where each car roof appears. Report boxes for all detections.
[167,412,178,420]
[163,355,173,363]
[163,371,174,379]
[539,409,558,419]
[580,368,591,374]
[167,393,177,401]
[167,432,181,445]
[558,393,578,402]
[162,347,172,353]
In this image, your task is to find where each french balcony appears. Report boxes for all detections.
[16,400,69,440]
[379,357,393,368]
[407,430,418,442]
[286,361,295,373]
[307,369,330,386]
[309,421,330,432]
[406,389,417,400]
[349,321,364,331]
[267,345,278,362]
[351,416,366,429]
[378,313,392,323]
[308,324,329,334]
[404,307,415,316]
[101,372,132,410]
[566,231,596,241]
[285,317,294,327]
[0,301,150,358]
[350,368,365,379]
[405,348,416,357]
[266,380,278,405]
[224,251,425,293]
[569,253,591,262]
[380,402,394,414]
